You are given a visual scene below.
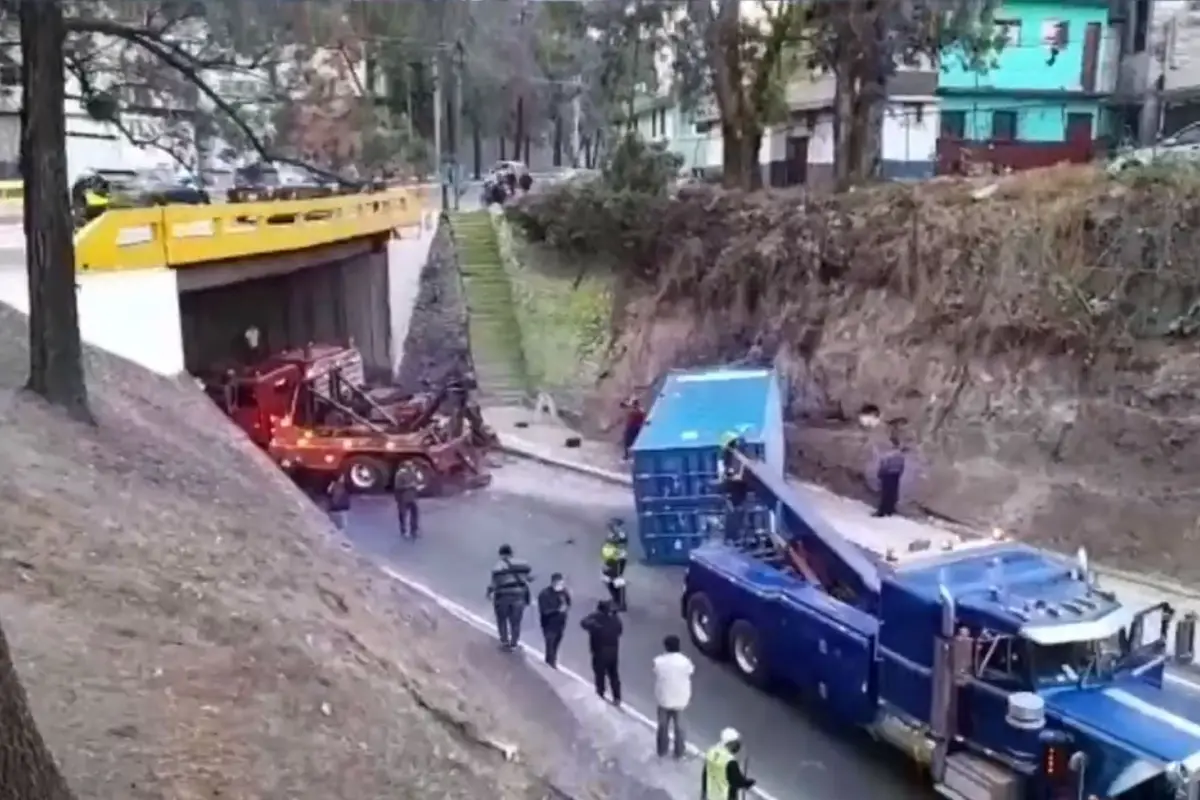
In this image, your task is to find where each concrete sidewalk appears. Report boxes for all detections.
[484,404,1200,659]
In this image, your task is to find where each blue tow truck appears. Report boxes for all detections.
[628,367,1200,800]
[681,449,1200,800]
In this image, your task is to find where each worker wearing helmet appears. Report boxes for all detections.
[702,728,756,800]
[720,433,748,543]
[601,518,629,612]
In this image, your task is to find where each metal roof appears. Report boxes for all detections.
[632,367,776,452]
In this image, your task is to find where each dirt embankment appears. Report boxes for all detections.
[0,285,590,799]
[522,167,1200,583]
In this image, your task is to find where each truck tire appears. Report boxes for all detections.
[345,455,389,493]
[686,593,725,658]
[395,457,440,497]
[728,620,769,687]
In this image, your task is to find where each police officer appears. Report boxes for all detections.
[702,728,756,800]
[536,572,571,668]
[393,466,420,539]
[487,544,533,650]
[601,518,629,612]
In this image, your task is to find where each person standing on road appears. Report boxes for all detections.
[326,474,351,531]
[702,728,756,800]
[601,519,629,612]
[393,467,420,539]
[580,600,623,706]
[653,634,694,759]
[537,572,572,668]
[487,544,533,651]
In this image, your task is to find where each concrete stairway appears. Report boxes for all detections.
[450,211,530,405]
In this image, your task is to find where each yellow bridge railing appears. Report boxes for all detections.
[73,187,423,272]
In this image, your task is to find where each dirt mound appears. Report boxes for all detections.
[0,299,573,798]
[585,166,1200,583]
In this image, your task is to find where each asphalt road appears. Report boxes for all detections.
[344,458,937,800]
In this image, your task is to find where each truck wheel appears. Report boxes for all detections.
[728,620,769,687]
[686,593,725,658]
[395,457,439,497]
[345,456,389,493]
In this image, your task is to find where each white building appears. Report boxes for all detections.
[627,3,940,185]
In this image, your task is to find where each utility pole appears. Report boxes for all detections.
[432,54,445,210]
[453,40,464,211]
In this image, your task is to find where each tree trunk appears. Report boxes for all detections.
[522,136,531,165]
[552,111,563,168]
[0,611,76,800]
[832,60,857,192]
[21,0,91,423]
[472,113,482,178]
[514,96,525,161]
[499,136,506,160]
[721,123,762,190]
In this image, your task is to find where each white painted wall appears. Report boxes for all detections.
[0,266,184,376]
[388,212,439,377]
[883,101,939,163]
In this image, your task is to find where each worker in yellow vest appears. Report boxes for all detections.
[702,728,756,800]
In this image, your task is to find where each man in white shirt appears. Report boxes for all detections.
[653,634,695,758]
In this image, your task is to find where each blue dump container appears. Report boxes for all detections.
[630,367,786,565]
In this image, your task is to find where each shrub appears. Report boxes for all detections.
[506,132,682,276]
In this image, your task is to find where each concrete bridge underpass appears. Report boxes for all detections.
[0,187,433,381]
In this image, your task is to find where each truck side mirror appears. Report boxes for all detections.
[1176,612,1197,665]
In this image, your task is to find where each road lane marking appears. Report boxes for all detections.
[381,565,785,800]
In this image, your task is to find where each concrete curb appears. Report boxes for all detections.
[497,437,1200,603]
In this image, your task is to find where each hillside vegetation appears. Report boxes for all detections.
[509,158,1200,583]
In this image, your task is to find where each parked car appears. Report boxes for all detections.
[1108,122,1200,173]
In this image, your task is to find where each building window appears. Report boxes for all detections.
[658,108,668,137]
[996,19,1022,47]
[695,120,716,135]
[650,112,657,137]
[940,110,966,139]
[992,110,1018,140]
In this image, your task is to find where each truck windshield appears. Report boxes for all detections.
[1025,603,1171,686]
[1027,635,1123,686]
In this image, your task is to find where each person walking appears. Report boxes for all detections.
[325,474,351,531]
[702,728,756,800]
[487,544,533,651]
[536,572,571,668]
[874,432,906,518]
[653,634,694,759]
[393,467,420,539]
[580,600,623,706]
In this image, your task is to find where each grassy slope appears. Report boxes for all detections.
[494,214,614,416]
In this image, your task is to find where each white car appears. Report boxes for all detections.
[1108,122,1200,173]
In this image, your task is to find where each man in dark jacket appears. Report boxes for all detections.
[537,572,571,668]
[487,544,533,650]
[326,474,351,530]
[393,467,420,539]
[874,433,906,518]
[580,600,623,705]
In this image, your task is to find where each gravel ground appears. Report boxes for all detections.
[0,300,601,799]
